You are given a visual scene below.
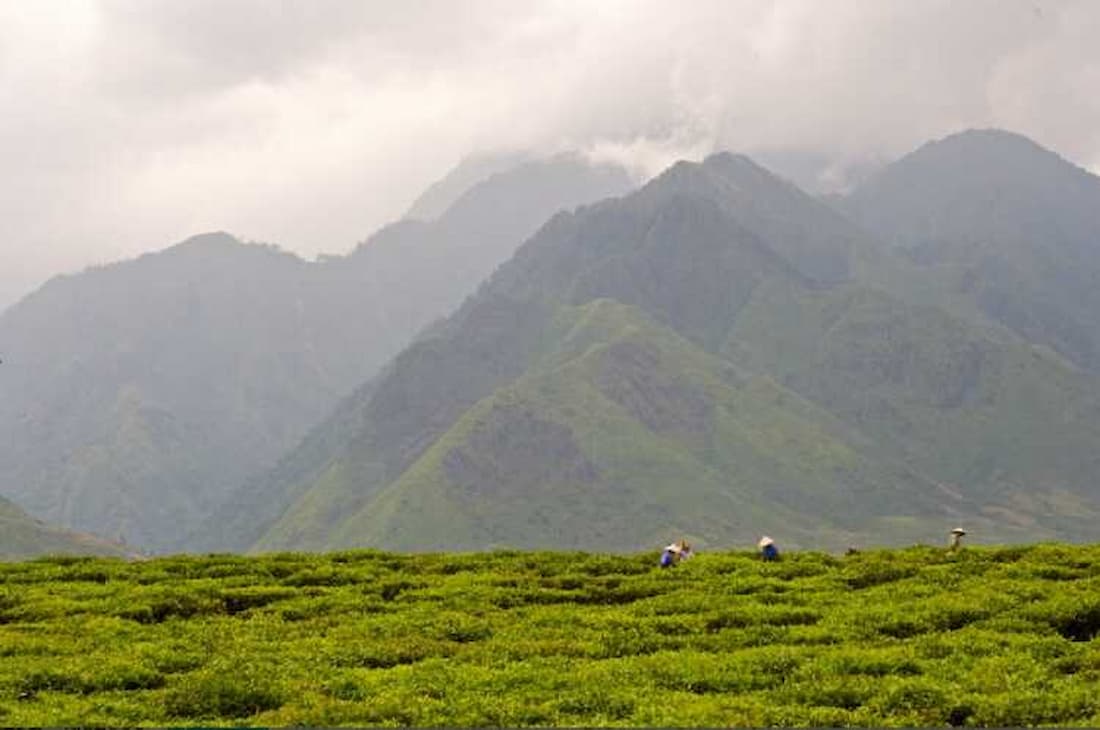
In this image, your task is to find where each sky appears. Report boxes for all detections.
[2,0,1098,311]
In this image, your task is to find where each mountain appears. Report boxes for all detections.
[0,495,130,560]
[0,235,352,552]
[206,151,877,551]
[0,155,632,553]
[844,129,1100,371]
[228,146,1100,553]
[403,150,531,221]
[341,153,634,347]
[726,281,1100,536]
[253,300,960,552]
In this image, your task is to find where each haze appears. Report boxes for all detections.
[2,0,1097,311]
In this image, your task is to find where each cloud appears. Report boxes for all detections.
[1,0,1097,310]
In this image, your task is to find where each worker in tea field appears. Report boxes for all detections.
[659,540,691,568]
[949,527,966,552]
[759,535,780,561]
[659,542,679,568]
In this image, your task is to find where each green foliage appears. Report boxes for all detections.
[844,129,1100,374]
[0,158,633,555]
[0,497,130,561]
[163,658,285,719]
[2,545,1100,726]
[248,146,1100,556]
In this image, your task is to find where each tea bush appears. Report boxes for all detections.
[1,544,1100,725]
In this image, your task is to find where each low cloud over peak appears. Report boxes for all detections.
[2,0,1097,310]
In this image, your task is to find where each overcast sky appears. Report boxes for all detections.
[2,0,1098,311]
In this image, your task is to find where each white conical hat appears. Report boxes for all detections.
[758,536,774,548]
[951,527,967,535]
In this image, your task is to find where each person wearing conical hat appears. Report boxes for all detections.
[758,535,779,562]
[659,541,682,569]
[949,527,966,552]
[659,539,694,568]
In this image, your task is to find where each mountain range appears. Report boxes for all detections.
[4,129,1100,557]
[0,154,631,553]
[212,131,1100,553]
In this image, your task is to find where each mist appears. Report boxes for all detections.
[2,0,1097,311]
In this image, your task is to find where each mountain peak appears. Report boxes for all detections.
[921,128,1067,167]
[173,231,242,249]
[439,153,632,227]
[155,232,303,266]
[704,151,805,194]
[843,128,1100,371]
[404,151,532,222]
[702,150,765,173]
[641,151,803,205]
[845,127,1100,243]
[622,150,860,286]
[859,128,1093,193]
[929,127,1052,154]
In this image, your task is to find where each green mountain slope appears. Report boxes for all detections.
[225,152,872,550]
[1,156,630,552]
[727,280,1100,535]
[843,129,1100,371]
[259,300,970,552]
[0,236,335,552]
[0,495,130,560]
[240,145,1100,552]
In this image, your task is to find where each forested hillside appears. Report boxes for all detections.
[229,135,1100,553]
[0,156,630,552]
[0,496,130,560]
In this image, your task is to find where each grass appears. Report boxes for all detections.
[1,545,1100,726]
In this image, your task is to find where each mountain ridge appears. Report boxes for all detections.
[10,128,1100,555]
[0,495,132,560]
[230,134,1100,553]
[843,128,1100,371]
[1,155,633,554]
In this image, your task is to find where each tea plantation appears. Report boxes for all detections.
[2,545,1100,726]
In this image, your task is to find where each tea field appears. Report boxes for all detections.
[2,545,1100,726]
